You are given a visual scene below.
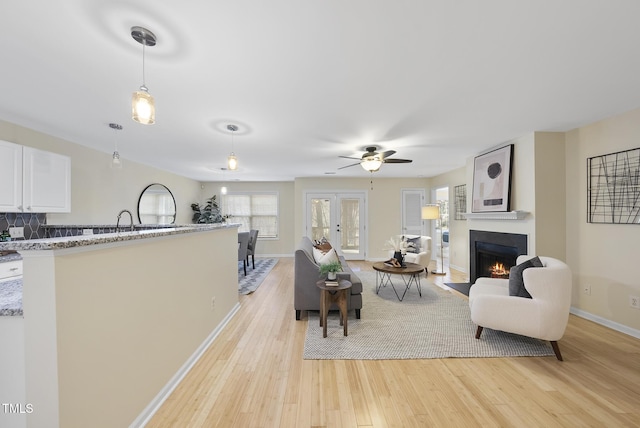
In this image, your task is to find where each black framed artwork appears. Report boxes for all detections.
[587,147,640,224]
[471,144,513,213]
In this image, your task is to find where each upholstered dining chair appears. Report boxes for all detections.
[246,229,259,269]
[238,232,251,276]
[468,255,572,360]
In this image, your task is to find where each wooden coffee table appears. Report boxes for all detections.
[316,279,352,337]
[372,261,424,301]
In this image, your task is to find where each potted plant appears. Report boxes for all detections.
[191,195,226,224]
[319,260,343,281]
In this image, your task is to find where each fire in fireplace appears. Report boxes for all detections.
[469,230,528,284]
[490,262,509,278]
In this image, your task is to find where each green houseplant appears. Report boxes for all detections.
[191,195,226,224]
[318,260,343,280]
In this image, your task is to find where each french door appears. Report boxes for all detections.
[305,192,366,260]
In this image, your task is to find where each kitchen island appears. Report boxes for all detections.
[0,224,239,428]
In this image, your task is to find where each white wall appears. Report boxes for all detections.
[565,107,640,332]
[0,120,201,225]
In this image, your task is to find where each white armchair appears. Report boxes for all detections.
[388,235,432,271]
[468,255,572,360]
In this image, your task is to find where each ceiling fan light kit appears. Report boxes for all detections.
[131,26,156,125]
[340,146,412,173]
[361,156,382,172]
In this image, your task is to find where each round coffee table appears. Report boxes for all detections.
[372,261,424,301]
[316,279,352,337]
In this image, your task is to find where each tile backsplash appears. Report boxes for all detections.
[0,213,47,240]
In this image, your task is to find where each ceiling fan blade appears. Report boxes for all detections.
[338,155,362,160]
[338,162,362,170]
[379,150,396,159]
[383,158,413,164]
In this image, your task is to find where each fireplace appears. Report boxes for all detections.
[469,230,528,284]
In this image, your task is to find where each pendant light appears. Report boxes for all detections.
[220,167,228,195]
[227,124,238,170]
[131,26,156,125]
[109,123,123,169]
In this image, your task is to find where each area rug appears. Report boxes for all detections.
[238,258,278,295]
[303,271,554,359]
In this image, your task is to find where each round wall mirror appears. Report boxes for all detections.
[137,183,176,224]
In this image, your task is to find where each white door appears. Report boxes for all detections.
[401,188,425,236]
[306,192,366,260]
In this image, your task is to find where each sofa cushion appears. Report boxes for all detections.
[508,256,543,298]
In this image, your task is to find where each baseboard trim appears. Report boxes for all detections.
[570,306,640,339]
[130,302,242,428]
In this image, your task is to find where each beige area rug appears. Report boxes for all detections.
[303,270,555,360]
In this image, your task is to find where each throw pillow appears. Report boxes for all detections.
[404,236,420,253]
[314,248,340,266]
[313,237,333,253]
[508,256,543,298]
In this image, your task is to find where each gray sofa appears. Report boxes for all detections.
[294,236,363,320]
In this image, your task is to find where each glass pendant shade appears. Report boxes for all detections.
[227,153,238,170]
[132,87,155,125]
[111,151,123,169]
[361,157,382,172]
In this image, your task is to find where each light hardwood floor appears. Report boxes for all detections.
[147,258,640,427]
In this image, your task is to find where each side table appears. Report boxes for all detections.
[316,279,352,338]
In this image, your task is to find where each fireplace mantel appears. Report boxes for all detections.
[463,211,529,220]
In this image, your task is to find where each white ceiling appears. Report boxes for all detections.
[2,1,640,182]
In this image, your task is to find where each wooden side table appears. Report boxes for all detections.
[316,279,352,338]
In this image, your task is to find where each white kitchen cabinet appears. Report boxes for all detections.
[0,260,23,280]
[0,140,23,212]
[22,146,71,213]
[0,141,71,213]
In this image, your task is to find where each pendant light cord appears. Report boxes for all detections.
[141,43,147,89]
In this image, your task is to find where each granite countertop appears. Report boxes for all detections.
[0,251,22,262]
[0,278,22,316]
[0,223,238,251]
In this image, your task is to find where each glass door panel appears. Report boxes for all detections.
[306,192,366,260]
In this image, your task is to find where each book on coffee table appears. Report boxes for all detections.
[325,280,339,286]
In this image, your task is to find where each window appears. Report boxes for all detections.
[221,192,279,238]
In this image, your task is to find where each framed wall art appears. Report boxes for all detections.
[454,184,466,220]
[471,144,513,213]
[587,147,640,224]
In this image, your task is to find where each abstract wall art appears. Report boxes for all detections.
[471,144,513,213]
[587,147,640,224]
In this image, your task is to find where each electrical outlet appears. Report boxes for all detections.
[211,297,216,310]
[9,227,24,239]
[583,284,591,295]
[630,295,640,309]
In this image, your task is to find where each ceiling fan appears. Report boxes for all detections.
[339,146,413,172]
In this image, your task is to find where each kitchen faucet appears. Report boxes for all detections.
[116,209,134,231]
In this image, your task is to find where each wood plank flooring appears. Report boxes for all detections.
[147,258,640,427]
